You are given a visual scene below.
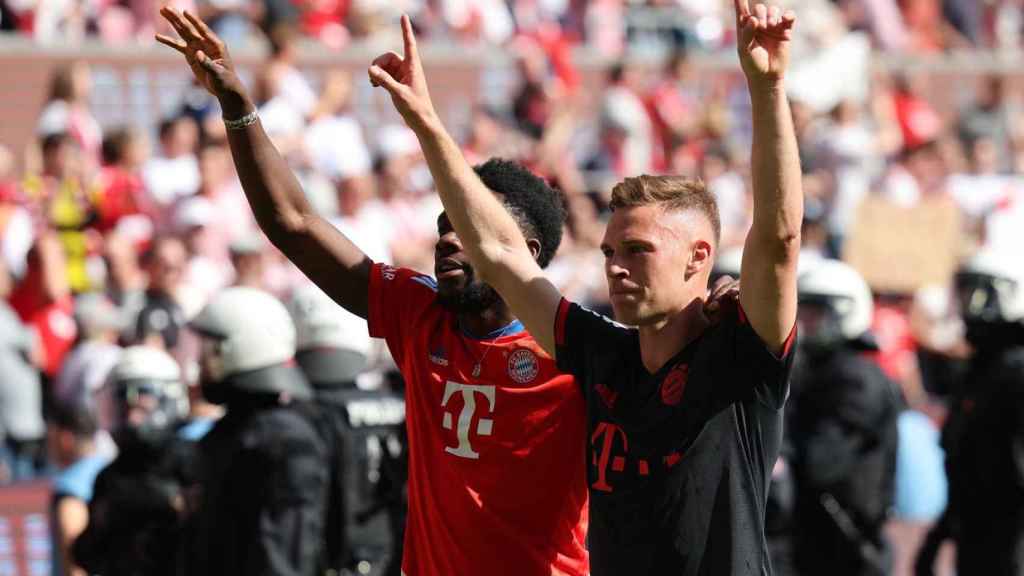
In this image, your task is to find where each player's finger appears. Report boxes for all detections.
[372,51,404,70]
[401,14,419,62]
[369,65,406,95]
[782,10,796,28]
[155,34,188,54]
[733,0,751,22]
[175,8,204,43]
[164,7,199,44]
[183,9,224,51]
[754,3,768,26]
[158,5,178,25]
[768,5,781,27]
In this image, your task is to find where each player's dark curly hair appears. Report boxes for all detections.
[472,158,566,269]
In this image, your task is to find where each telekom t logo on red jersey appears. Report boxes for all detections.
[441,381,496,459]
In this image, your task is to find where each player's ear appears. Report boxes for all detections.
[686,239,712,280]
[526,238,542,263]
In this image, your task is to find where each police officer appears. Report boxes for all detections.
[789,259,900,576]
[72,345,196,576]
[288,283,406,576]
[916,248,1024,576]
[187,286,331,576]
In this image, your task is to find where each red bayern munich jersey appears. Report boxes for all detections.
[367,263,589,576]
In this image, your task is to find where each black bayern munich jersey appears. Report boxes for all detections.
[554,299,797,576]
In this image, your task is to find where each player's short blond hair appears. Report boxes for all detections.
[609,175,721,246]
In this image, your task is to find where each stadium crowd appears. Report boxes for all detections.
[0,1,1022,575]
[2,0,1024,55]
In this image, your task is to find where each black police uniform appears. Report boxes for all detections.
[188,366,331,576]
[314,382,406,576]
[788,347,900,576]
[73,437,198,576]
[932,342,1024,575]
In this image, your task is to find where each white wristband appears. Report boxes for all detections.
[223,109,259,130]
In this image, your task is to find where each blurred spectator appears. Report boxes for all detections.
[173,195,232,310]
[196,0,258,43]
[8,233,77,382]
[102,232,148,341]
[96,127,153,234]
[597,61,654,179]
[700,145,749,250]
[0,297,46,482]
[266,26,318,119]
[227,233,267,289]
[24,133,102,293]
[646,49,702,171]
[0,144,35,279]
[37,63,102,172]
[891,74,942,153]
[53,294,123,418]
[957,75,1021,173]
[48,402,111,576]
[304,70,372,191]
[142,116,201,209]
[135,235,188,349]
[196,141,257,243]
[370,124,438,269]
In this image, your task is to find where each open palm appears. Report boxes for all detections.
[735,0,796,85]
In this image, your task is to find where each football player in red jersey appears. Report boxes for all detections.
[371,2,802,573]
[155,9,590,575]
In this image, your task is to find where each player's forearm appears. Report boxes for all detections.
[413,114,532,280]
[747,83,803,253]
[219,92,316,240]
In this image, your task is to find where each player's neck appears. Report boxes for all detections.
[459,304,518,340]
[637,297,708,374]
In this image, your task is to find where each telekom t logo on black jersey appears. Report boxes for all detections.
[441,381,496,460]
[591,422,628,492]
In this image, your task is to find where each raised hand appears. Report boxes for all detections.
[155,7,245,103]
[368,15,437,131]
[734,0,796,87]
[705,275,741,324]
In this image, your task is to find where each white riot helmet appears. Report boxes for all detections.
[287,283,371,387]
[955,247,1024,326]
[797,259,874,350]
[189,287,312,404]
[103,346,189,452]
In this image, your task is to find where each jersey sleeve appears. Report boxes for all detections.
[709,304,797,410]
[554,298,633,385]
[367,263,439,365]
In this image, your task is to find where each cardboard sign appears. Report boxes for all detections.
[844,195,963,295]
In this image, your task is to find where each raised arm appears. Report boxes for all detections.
[734,0,803,354]
[156,8,372,318]
[368,16,563,355]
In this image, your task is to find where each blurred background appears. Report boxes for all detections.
[0,0,1022,575]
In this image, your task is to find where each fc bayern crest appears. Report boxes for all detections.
[508,349,540,384]
[661,364,689,406]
